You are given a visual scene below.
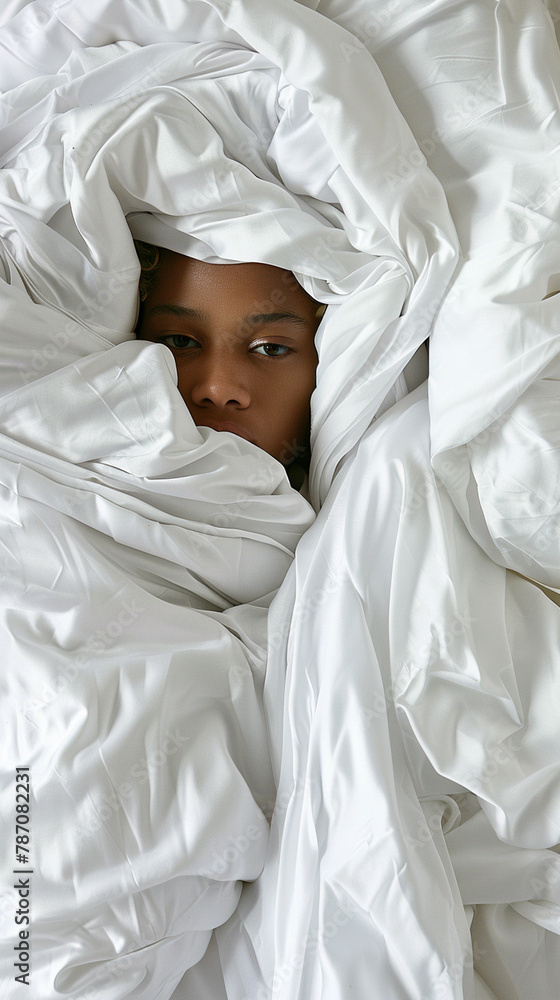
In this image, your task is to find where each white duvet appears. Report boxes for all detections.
[1,2,560,999]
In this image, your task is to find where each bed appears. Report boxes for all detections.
[1,1,560,998]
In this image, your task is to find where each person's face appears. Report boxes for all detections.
[137,250,320,466]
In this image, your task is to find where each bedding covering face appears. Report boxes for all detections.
[0,339,316,998]
[210,3,560,999]
[1,1,560,999]
[0,1,456,997]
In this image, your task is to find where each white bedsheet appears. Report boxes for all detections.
[221,386,560,1000]
[206,3,560,998]
[1,1,560,999]
[0,339,316,998]
[322,0,560,586]
[0,2,455,995]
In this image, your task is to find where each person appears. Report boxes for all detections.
[135,241,324,489]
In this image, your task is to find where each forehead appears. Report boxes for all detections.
[149,250,316,316]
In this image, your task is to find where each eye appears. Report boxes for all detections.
[160,334,199,350]
[250,342,291,357]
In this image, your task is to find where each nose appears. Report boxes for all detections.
[188,352,251,410]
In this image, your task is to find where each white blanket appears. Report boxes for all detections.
[1,2,560,999]
[0,338,317,997]
[225,385,560,1000]
[212,4,560,999]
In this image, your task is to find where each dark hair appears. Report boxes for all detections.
[134,240,161,302]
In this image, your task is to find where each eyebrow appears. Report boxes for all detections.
[247,312,308,326]
[146,304,309,326]
[147,304,207,320]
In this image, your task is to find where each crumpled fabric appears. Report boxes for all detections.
[179,2,560,999]
[0,0,458,504]
[218,385,560,1000]
[319,0,560,585]
[0,0,458,997]
[0,338,316,998]
[2,1,560,999]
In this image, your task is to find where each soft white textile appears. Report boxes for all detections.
[322,0,560,586]
[1,1,560,999]
[224,386,560,1000]
[205,3,560,999]
[0,1,457,997]
[0,0,458,504]
[0,339,316,998]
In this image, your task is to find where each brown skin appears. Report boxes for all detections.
[136,249,320,466]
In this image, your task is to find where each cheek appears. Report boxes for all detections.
[275,369,315,444]
[175,367,195,408]
[177,370,196,423]
[291,361,317,421]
